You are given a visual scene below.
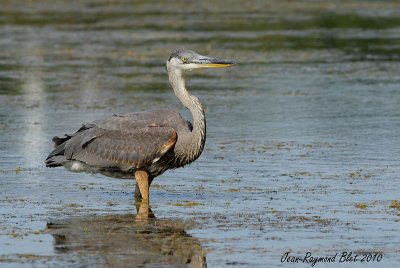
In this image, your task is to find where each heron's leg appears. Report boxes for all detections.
[134,183,142,199]
[135,201,155,222]
[134,176,154,199]
[134,170,149,201]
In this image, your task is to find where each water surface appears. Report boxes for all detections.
[1,0,400,267]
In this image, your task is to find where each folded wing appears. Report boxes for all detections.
[46,124,177,171]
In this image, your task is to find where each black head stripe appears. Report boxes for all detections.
[168,49,185,61]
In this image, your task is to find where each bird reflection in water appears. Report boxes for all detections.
[47,209,207,268]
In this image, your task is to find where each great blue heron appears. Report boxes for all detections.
[46,49,235,202]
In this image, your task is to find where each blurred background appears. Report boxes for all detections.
[1,0,400,267]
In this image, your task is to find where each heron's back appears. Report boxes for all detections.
[45,109,192,178]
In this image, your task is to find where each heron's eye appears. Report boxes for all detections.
[181,57,188,63]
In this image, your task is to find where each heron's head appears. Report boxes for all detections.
[167,49,235,72]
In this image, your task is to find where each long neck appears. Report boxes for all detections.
[167,66,206,163]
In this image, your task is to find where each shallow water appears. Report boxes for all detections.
[1,0,400,267]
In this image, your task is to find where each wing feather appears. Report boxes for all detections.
[92,109,189,133]
[64,125,177,171]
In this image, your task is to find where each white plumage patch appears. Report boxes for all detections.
[152,157,161,164]
[70,161,85,172]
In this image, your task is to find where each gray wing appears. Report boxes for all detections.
[92,109,191,133]
[47,124,177,171]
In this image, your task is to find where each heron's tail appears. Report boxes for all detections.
[45,135,71,167]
